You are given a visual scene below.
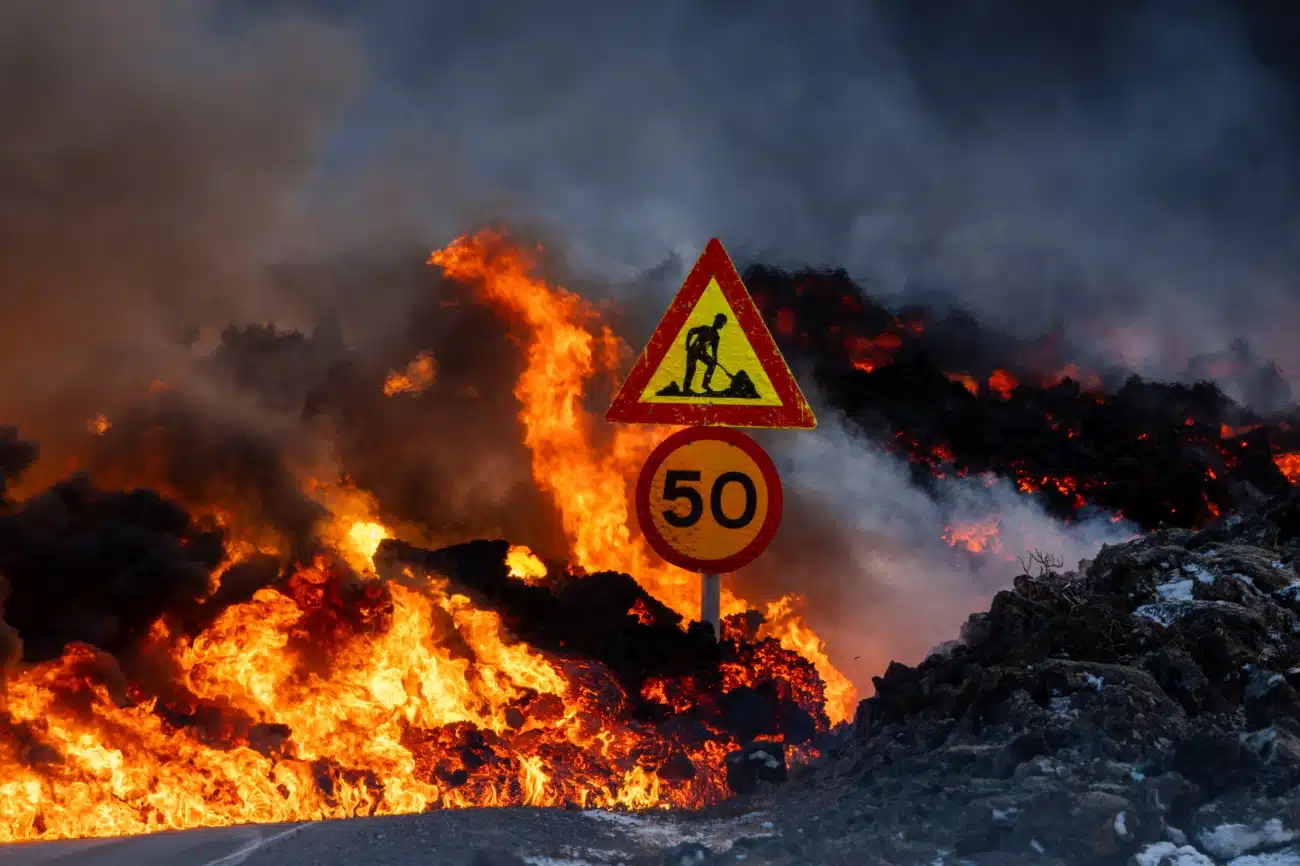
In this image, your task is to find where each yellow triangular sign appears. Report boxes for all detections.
[605,239,816,428]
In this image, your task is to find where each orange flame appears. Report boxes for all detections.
[944,372,980,395]
[987,369,1019,400]
[383,351,438,396]
[628,598,654,626]
[942,516,1002,554]
[1275,452,1300,484]
[429,232,856,724]
[506,545,548,583]
[0,232,861,845]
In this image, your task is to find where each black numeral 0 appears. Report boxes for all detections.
[661,470,757,530]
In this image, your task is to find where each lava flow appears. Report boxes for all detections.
[0,232,853,843]
[746,264,1300,540]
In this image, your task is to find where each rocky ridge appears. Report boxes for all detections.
[717,489,1300,866]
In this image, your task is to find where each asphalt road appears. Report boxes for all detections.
[0,807,784,866]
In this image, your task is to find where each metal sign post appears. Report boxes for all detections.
[701,573,721,639]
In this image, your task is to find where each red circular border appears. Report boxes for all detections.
[634,427,784,573]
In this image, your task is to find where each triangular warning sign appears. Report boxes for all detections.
[606,238,816,429]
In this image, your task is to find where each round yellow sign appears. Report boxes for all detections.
[634,427,783,572]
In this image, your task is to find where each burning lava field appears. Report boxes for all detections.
[1,230,1300,866]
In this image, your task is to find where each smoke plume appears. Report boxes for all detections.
[291,0,1300,386]
[0,0,359,470]
[3,0,1298,704]
[744,412,1134,692]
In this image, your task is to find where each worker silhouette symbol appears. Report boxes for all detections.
[655,313,761,399]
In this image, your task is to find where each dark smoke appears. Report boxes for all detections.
[256,0,1300,391]
[85,391,329,555]
[0,428,39,506]
[6,0,1300,708]
[0,0,359,472]
[0,471,224,662]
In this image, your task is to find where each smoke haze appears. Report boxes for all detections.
[267,0,1300,379]
[2,0,1298,695]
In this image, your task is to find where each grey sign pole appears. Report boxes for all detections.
[701,573,721,640]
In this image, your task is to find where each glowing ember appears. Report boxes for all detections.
[1275,452,1300,484]
[944,372,980,395]
[844,317,922,374]
[384,351,438,396]
[1221,423,1262,439]
[987,369,1019,400]
[943,516,1002,554]
[628,597,654,626]
[87,413,111,436]
[1015,472,1087,510]
[506,545,548,583]
[1040,363,1103,392]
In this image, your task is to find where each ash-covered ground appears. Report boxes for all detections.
[590,490,1300,866]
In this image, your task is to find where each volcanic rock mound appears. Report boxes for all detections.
[745,264,1300,533]
[738,491,1300,865]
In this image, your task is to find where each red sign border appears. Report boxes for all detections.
[605,238,816,429]
[634,427,784,573]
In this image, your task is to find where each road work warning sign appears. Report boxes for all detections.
[605,238,816,429]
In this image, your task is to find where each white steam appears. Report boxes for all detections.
[759,414,1135,694]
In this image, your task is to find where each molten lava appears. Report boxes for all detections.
[1275,452,1300,484]
[383,351,438,397]
[0,231,857,843]
[943,516,1003,555]
[506,545,548,584]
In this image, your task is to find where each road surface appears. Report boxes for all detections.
[0,806,785,866]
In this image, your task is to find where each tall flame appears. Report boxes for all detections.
[428,231,855,723]
[0,231,860,845]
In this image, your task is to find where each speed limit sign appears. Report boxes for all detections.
[634,427,783,573]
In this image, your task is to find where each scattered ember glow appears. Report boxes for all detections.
[1015,472,1087,510]
[845,317,922,374]
[383,351,438,396]
[1221,423,1261,438]
[942,517,1003,555]
[1275,452,1300,484]
[506,545,548,583]
[774,308,796,338]
[945,372,980,395]
[1040,363,1103,392]
[987,369,1019,400]
[87,413,111,435]
[628,598,654,626]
